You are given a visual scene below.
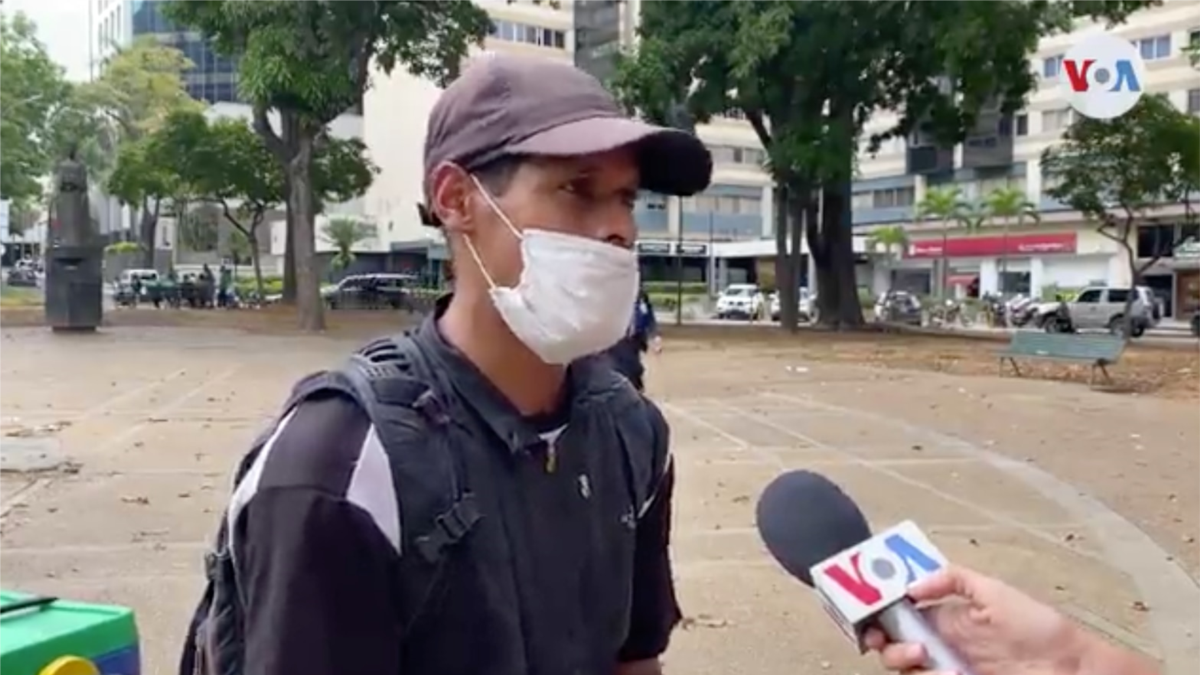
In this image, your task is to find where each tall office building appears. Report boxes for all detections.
[573,0,623,83]
[93,0,242,104]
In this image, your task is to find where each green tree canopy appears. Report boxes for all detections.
[1,12,72,206]
[106,123,191,267]
[152,109,378,299]
[80,36,203,141]
[1042,93,1199,336]
[83,36,202,260]
[614,0,1154,328]
[1042,93,1199,256]
[313,136,378,209]
[164,0,491,331]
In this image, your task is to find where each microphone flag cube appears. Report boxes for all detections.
[809,520,947,650]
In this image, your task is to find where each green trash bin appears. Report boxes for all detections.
[0,591,140,675]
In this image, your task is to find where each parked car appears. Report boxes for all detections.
[872,290,923,326]
[769,288,814,322]
[1039,285,1159,337]
[715,284,765,320]
[322,273,418,310]
[4,267,38,287]
[118,269,160,297]
[112,268,160,305]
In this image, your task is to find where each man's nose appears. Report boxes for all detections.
[595,208,637,249]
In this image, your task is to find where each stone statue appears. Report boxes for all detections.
[44,153,104,332]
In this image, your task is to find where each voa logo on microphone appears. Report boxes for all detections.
[1062,33,1145,120]
[813,521,947,619]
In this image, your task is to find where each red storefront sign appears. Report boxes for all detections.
[907,232,1076,259]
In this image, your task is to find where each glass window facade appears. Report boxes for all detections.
[574,0,621,83]
[131,0,241,104]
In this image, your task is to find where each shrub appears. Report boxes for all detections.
[105,241,142,254]
[643,281,710,296]
[235,276,284,297]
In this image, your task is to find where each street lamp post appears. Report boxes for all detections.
[707,211,715,296]
[665,100,697,327]
[674,195,684,326]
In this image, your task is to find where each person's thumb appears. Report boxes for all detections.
[907,564,984,604]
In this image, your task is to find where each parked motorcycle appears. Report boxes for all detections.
[1005,294,1040,328]
[929,298,970,328]
[979,293,1006,327]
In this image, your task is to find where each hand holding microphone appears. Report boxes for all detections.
[865,565,1161,675]
[755,470,976,675]
[864,564,1081,675]
[755,470,1160,675]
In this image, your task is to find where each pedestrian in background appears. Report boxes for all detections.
[604,285,661,391]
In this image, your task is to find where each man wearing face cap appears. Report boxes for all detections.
[180,54,712,675]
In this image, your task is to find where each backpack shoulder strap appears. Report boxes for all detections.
[180,331,478,675]
[580,358,670,521]
[339,331,479,560]
[339,332,481,635]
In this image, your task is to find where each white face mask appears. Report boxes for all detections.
[463,177,640,365]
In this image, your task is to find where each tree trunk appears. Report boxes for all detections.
[939,224,950,299]
[773,184,798,330]
[288,135,325,331]
[821,175,863,329]
[138,197,159,269]
[1120,222,1138,341]
[249,231,265,304]
[786,189,805,332]
[1000,223,1009,296]
[1000,221,1010,327]
[282,174,297,304]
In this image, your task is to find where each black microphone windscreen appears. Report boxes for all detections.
[755,470,873,586]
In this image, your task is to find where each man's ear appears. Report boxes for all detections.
[430,162,475,235]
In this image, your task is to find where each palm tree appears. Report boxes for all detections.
[916,186,968,298]
[866,224,909,292]
[321,217,377,273]
[983,186,1039,298]
[957,200,990,234]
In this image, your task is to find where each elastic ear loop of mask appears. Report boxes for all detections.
[464,175,523,290]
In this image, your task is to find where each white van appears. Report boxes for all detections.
[118,269,159,297]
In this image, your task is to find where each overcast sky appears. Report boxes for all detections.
[6,0,93,82]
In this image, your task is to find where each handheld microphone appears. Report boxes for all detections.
[755,470,977,675]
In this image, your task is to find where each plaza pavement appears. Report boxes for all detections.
[0,325,1196,675]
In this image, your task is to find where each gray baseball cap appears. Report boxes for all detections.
[420,54,712,225]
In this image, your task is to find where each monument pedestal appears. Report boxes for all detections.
[43,155,104,332]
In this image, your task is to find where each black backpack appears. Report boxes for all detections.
[179,331,663,675]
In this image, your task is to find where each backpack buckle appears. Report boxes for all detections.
[414,493,481,563]
[412,390,450,426]
[203,551,219,580]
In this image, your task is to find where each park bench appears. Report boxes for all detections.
[997,331,1126,388]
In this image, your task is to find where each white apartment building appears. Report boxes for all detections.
[362,0,577,264]
[852,2,1200,315]
[360,0,780,281]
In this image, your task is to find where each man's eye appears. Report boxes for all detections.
[561,181,588,196]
